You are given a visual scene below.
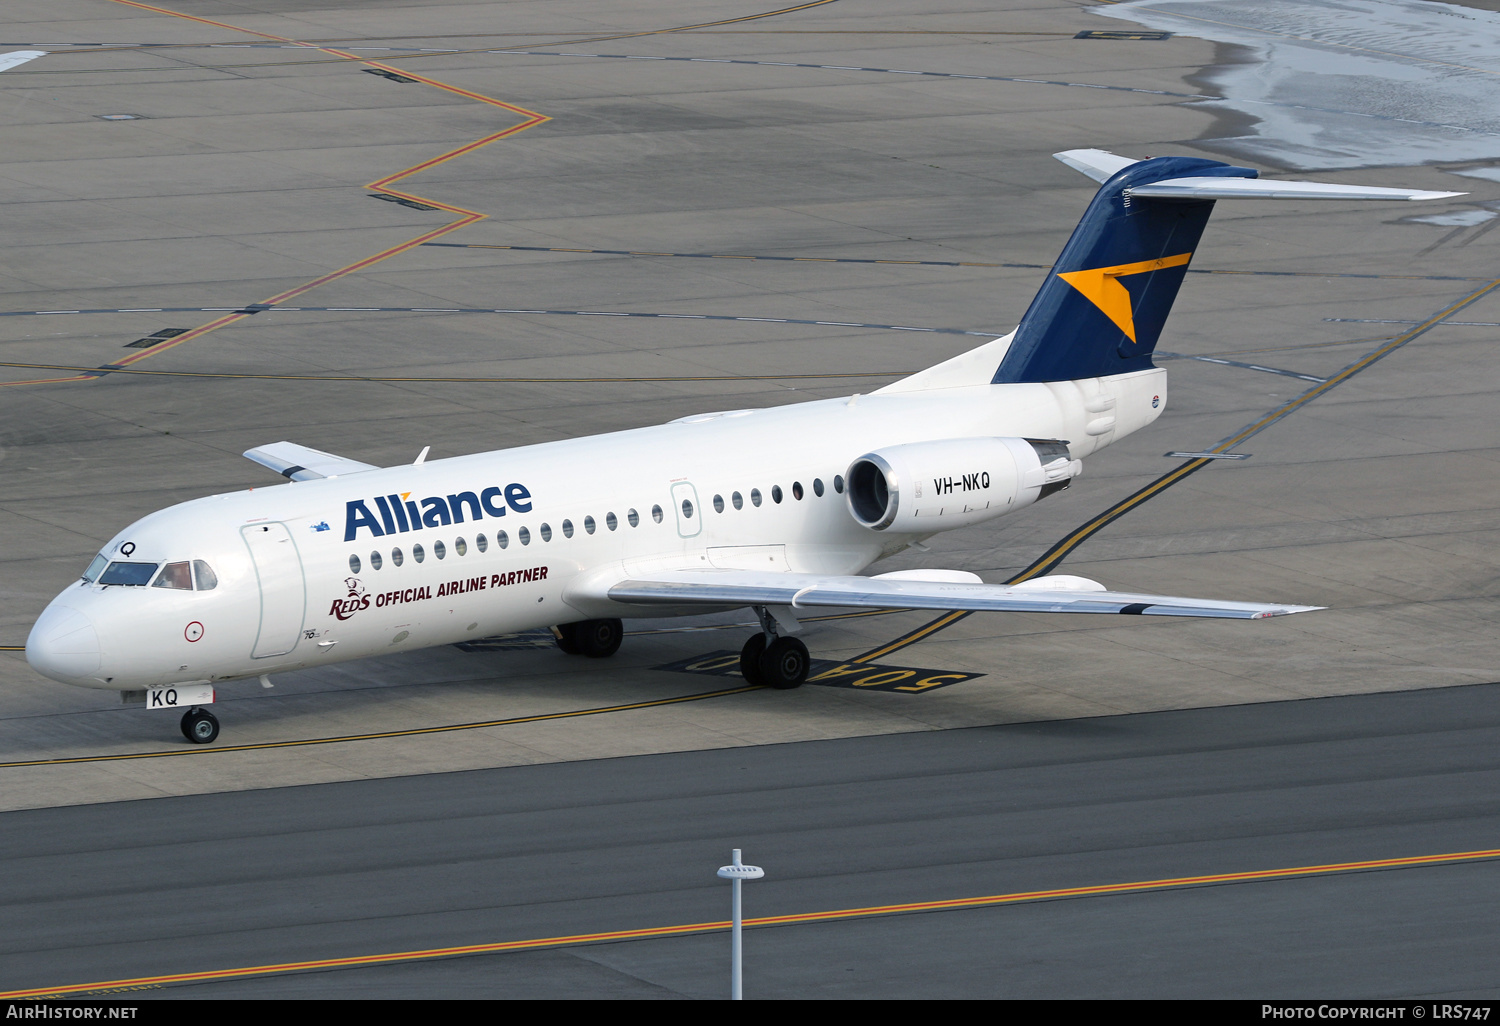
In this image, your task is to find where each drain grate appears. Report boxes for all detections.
[370,193,439,211]
[123,327,190,349]
[363,68,418,84]
[1075,29,1172,40]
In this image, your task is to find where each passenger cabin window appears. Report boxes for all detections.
[732,492,743,510]
[497,530,509,549]
[392,547,404,567]
[476,533,489,553]
[772,485,783,504]
[435,540,448,559]
[627,508,640,528]
[370,551,383,571]
[349,554,362,574]
[99,562,159,587]
[455,537,468,556]
[539,524,552,542]
[606,512,618,531]
[152,562,193,591]
[584,516,596,535]
[792,481,804,500]
[813,478,824,497]
[750,489,762,507]
[713,494,724,513]
[413,543,425,563]
[561,520,573,539]
[651,505,664,524]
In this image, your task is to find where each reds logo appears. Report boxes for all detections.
[329,577,371,621]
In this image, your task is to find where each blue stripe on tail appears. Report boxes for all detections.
[993,156,1257,384]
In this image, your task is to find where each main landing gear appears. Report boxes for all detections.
[554,619,624,658]
[180,706,219,745]
[739,606,809,689]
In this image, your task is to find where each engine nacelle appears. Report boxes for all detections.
[845,437,1081,532]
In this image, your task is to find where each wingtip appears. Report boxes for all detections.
[1252,605,1326,619]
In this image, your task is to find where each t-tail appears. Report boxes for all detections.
[990,149,1463,385]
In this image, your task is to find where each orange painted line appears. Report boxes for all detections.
[110,312,252,367]
[104,0,301,41]
[0,2,550,385]
[8,845,1495,999]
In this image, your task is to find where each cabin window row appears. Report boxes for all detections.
[348,474,845,574]
[348,504,666,575]
[699,475,843,518]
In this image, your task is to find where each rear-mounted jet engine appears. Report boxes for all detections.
[844,437,1082,532]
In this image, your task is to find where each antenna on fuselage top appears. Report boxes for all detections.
[413,446,430,465]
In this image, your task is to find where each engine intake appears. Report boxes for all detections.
[845,437,1081,532]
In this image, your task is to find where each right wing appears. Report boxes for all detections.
[243,441,380,482]
[603,568,1320,620]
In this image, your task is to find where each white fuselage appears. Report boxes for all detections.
[26,368,1166,691]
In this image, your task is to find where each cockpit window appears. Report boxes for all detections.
[98,561,159,587]
[81,554,108,583]
[193,561,218,591]
[152,562,193,591]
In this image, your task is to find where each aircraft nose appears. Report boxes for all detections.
[26,604,102,682]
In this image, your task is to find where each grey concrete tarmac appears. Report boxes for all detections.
[5,682,1500,999]
[1,1,1498,821]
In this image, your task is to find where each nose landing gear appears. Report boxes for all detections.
[180,707,220,744]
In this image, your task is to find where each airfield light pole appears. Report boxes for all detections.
[717,849,765,1000]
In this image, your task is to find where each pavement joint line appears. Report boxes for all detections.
[1156,352,1326,382]
[33,1,846,75]
[0,0,559,389]
[0,361,917,384]
[858,274,1500,661]
[9,846,1499,998]
[418,245,1489,281]
[24,24,1496,139]
[1327,318,1500,325]
[0,686,762,768]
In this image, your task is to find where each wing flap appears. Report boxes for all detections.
[243,441,380,482]
[605,568,1319,620]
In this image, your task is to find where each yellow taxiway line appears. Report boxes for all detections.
[0,685,760,768]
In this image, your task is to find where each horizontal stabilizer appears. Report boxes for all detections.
[243,441,379,482]
[1054,148,1140,184]
[1129,177,1464,202]
[0,51,46,74]
[603,568,1320,620]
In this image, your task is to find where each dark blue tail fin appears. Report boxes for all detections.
[993,156,1257,384]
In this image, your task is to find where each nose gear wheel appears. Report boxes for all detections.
[180,707,219,744]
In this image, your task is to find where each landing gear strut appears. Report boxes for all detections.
[180,707,219,745]
[739,606,809,689]
[553,619,624,658]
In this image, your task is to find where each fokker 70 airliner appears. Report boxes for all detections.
[26,150,1459,743]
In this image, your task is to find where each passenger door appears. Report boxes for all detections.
[241,522,307,658]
